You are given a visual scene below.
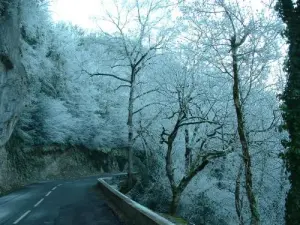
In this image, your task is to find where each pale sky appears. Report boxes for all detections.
[50,0,104,29]
[50,0,180,35]
[50,0,266,30]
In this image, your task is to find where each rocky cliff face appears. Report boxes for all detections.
[0,0,28,147]
[0,144,134,195]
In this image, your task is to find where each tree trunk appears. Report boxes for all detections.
[166,141,175,190]
[231,40,260,225]
[184,128,192,174]
[127,80,135,187]
[184,146,192,174]
[235,161,244,225]
[170,188,182,215]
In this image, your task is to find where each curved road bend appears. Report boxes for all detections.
[0,175,123,225]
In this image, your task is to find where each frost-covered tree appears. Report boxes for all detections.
[158,58,234,214]
[84,0,177,185]
[181,0,286,224]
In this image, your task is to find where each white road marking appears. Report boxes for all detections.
[13,210,31,224]
[34,198,44,207]
[12,184,63,224]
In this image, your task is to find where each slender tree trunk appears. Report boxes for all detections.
[184,128,192,174]
[170,188,183,215]
[166,142,178,215]
[231,41,260,225]
[235,161,244,225]
[165,126,179,215]
[166,141,175,191]
[127,77,135,187]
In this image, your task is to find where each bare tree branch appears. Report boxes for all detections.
[133,88,158,101]
[133,102,165,115]
[83,69,131,83]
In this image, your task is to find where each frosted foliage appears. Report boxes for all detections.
[124,51,288,224]
[39,96,76,143]
[15,0,128,147]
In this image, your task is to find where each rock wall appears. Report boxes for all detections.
[0,143,131,195]
[0,0,27,147]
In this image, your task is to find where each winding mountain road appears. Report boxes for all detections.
[0,175,123,225]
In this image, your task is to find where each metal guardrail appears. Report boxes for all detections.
[98,177,175,225]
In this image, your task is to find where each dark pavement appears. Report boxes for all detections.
[0,175,123,225]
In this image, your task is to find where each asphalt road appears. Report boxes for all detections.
[0,175,123,225]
